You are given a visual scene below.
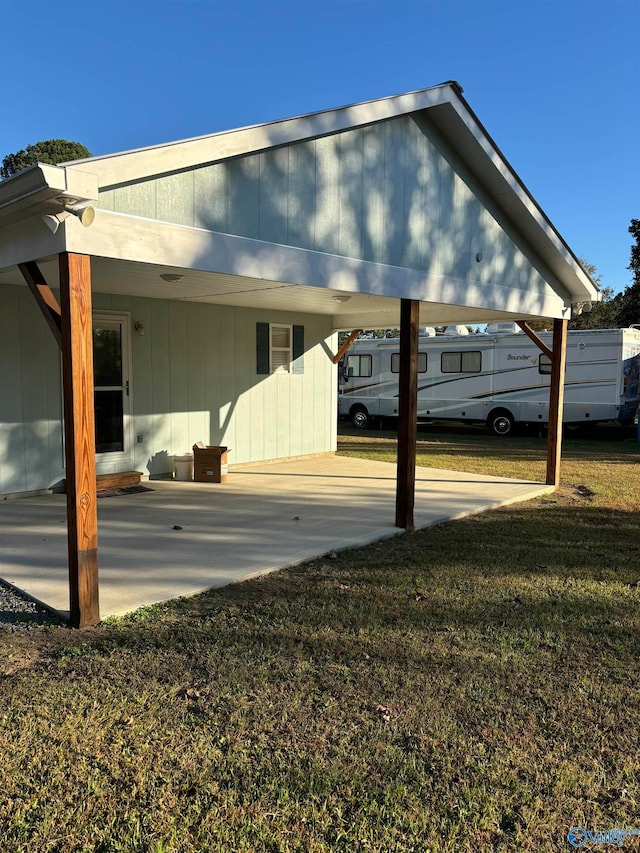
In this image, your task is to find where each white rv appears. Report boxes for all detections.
[338,324,640,435]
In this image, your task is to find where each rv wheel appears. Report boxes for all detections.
[487,409,514,436]
[351,407,371,429]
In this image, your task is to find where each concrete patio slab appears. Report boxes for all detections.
[0,455,552,620]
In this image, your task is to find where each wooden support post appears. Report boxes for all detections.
[59,252,100,628]
[546,318,568,488]
[395,299,419,530]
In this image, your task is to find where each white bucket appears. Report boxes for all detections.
[173,453,194,481]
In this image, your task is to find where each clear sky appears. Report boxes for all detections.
[1,0,638,294]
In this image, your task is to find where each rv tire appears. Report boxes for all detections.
[487,409,515,436]
[351,407,371,429]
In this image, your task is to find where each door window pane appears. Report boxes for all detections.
[95,390,124,453]
[93,328,122,386]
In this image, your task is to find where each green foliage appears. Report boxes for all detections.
[0,139,92,179]
[612,219,640,328]
[629,218,640,284]
[569,286,619,330]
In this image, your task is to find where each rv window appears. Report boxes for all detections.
[539,354,552,375]
[346,354,372,378]
[391,353,427,373]
[461,351,481,372]
[441,351,482,373]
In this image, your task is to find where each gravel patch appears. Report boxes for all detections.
[0,579,65,628]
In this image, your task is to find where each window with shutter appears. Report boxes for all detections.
[256,323,305,375]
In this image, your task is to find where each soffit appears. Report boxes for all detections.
[0,255,564,331]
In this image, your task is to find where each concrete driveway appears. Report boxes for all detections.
[0,455,552,620]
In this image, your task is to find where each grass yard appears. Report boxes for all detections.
[1,426,639,852]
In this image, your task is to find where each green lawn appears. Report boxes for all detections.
[1,427,639,852]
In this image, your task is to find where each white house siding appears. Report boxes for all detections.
[98,115,551,300]
[0,283,337,496]
[0,284,65,495]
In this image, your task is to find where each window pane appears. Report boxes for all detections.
[359,355,372,377]
[346,354,372,377]
[95,390,124,453]
[271,326,291,349]
[93,328,122,387]
[441,352,461,373]
[391,353,427,373]
[271,351,290,372]
[539,354,552,375]
[461,351,481,372]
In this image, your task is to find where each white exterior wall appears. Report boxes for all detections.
[0,283,337,495]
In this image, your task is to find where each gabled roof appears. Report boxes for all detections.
[0,81,599,310]
[66,82,467,187]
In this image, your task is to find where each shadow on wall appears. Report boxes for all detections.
[147,450,173,480]
[0,421,64,496]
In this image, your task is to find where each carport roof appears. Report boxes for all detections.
[0,81,599,327]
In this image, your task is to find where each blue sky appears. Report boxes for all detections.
[1,0,638,295]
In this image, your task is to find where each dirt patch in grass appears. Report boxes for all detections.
[551,483,596,501]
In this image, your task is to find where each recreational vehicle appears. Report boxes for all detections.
[338,324,640,435]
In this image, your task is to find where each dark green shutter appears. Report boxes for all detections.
[256,323,270,374]
[292,325,304,374]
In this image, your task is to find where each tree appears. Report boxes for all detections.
[613,219,640,328]
[568,260,620,330]
[569,286,618,330]
[523,259,614,332]
[1,139,92,179]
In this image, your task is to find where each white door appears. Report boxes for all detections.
[93,312,133,471]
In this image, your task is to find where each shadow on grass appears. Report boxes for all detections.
[338,434,640,465]
[19,499,637,673]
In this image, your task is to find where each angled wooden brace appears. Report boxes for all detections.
[18,261,62,347]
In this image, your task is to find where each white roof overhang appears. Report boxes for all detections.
[0,209,568,329]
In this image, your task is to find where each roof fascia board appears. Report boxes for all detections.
[0,164,66,219]
[72,85,457,189]
[67,210,567,320]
